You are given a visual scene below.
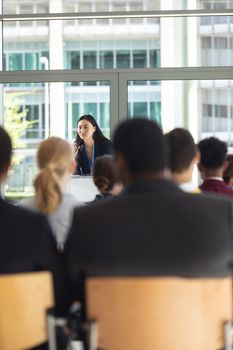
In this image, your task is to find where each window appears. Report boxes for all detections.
[150,50,160,68]
[8,53,23,70]
[25,105,40,139]
[117,51,130,68]
[133,102,147,118]
[133,50,147,68]
[83,51,97,69]
[100,51,113,69]
[70,52,80,69]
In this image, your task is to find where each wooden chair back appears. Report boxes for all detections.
[86,277,233,350]
[0,271,54,350]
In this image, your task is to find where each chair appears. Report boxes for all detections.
[85,277,233,350]
[0,271,54,350]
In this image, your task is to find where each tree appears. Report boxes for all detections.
[3,92,32,149]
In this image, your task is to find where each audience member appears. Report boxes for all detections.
[92,155,122,201]
[0,127,69,317]
[198,137,233,197]
[21,137,81,251]
[223,154,233,188]
[65,119,233,302]
[165,128,200,193]
[73,114,112,175]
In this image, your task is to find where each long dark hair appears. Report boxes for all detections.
[75,114,107,145]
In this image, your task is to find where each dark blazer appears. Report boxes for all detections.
[92,193,113,202]
[0,197,70,316]
[74,138,112,175]
[65,179,233,301]
[200,178,233,198]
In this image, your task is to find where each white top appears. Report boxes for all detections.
[20,193,82,251]
[179,182,200,193]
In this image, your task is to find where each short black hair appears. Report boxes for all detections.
[198,137,227,169]
[165,128,196,173]
[0,126,12,174]
[113,118,166,175]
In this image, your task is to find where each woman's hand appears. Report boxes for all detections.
[73,142,80,159]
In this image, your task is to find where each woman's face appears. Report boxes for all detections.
[77,119,96,142]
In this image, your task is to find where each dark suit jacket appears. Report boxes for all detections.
[0,197,70,316]
[74,138,112,175]
[65,179,233,301]
[200,178,233,198]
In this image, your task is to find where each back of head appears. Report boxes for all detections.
[165,128,196,173]
[0,126,12,177]
[198,137,227,169]
[34,137,73,214]
[113,118,166,175]
[93,155,120,194]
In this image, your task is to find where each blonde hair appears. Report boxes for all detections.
[34,137,73,214]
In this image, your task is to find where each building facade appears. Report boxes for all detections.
[2,0,233,197]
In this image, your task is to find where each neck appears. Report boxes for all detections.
[84,138,94,148]
[202,167,223,179]
[125,170,167,187]
[172,169,193,185]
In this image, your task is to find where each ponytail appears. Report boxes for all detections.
[34,137,73,214]
[34,165,62,214]
[93,176,110,193]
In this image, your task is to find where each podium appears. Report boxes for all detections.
[66,176,98,203]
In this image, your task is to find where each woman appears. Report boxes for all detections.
[73,114,112,175]
[21,137,81,251]
[92,155,122,201]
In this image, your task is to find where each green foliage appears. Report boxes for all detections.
[3,93,35,149]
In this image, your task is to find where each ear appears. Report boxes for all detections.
[0,162,11,183]
[191,151,200,168]
[223,160,229,172]
[114,153,127,174]
[197,162,203,173]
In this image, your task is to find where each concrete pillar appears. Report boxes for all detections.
[160,0,199,137]
[49,0,65,137]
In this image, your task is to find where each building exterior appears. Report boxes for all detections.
[2,0,233,197]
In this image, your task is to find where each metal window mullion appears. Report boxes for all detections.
[227,83,231,145]
[212,85,216,135]
[1,67,233,84]
[118,72,128,123]
[1,9,233,22]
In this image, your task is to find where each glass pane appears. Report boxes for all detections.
[3,17,160,70]
[3,1,49,14]
[127,79,233,146]
[4,14,233,70]
[128,81,161,125]
[3,1,161,14]
[3,21,49,70]
[3,83,45,201]
[117,50,130,68]
[4,80,110,201]
[5,0,233,13]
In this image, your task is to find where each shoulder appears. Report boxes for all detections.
[186,191,233,214]
[61,193,83,208]
[19,197,37,211]
[95,138,112,153]
[1,198,49,227]
[96,137,111,145]
[72,194,119,220]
